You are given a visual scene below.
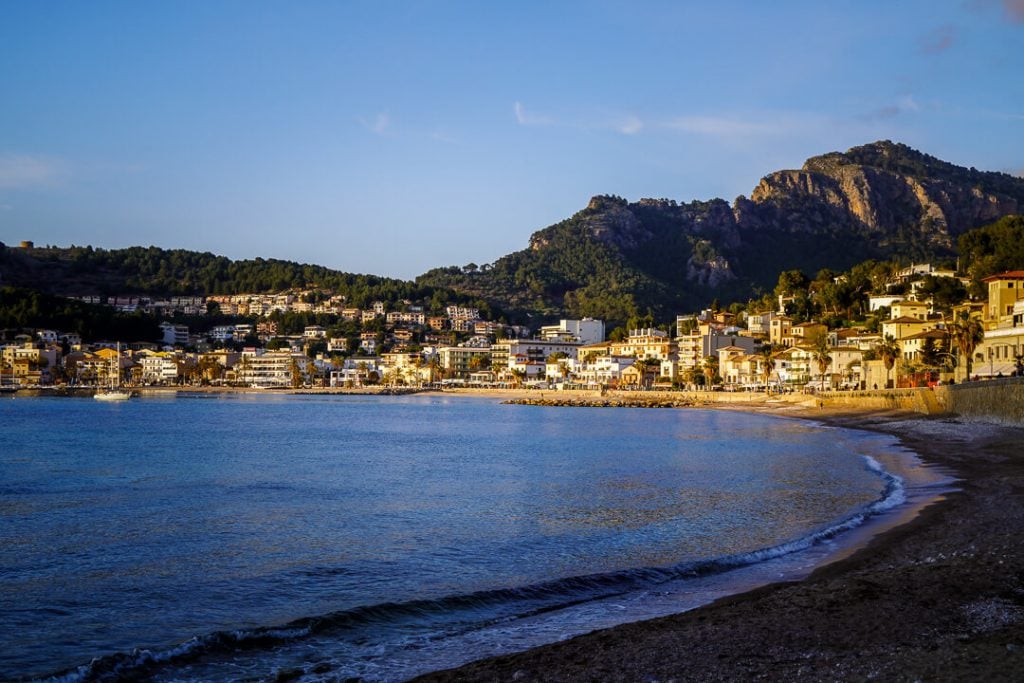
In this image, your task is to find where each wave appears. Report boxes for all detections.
[45,456,905,683]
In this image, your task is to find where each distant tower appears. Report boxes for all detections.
[19,240,34,249]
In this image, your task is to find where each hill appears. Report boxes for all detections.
[0,244,475,313]
[418,141,1024,321]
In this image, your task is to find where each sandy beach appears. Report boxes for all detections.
[412,399,1024,682]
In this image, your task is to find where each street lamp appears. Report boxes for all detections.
[934,351,958,376]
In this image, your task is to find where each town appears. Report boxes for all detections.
[2,264,1023,393]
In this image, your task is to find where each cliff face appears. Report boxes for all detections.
[419,141,1024,320]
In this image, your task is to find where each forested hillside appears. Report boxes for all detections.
[0,244,469,311]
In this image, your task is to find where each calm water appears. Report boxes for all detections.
[0,394,935,681]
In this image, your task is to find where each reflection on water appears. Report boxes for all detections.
[0,395,936,681]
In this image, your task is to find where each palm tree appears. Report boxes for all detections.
[633,357,655,388]
[876,335,900,389]
[682,365,700,390]
[758,344,775,392]
[809,330,833,392]
[289,357,303,388]
[426,356,442,384]
[702,356,719,388]
[949,311,984,382]
[411,354,424,387]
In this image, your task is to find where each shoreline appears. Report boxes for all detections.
[412,401,1024,682]
[12,384,1023,678]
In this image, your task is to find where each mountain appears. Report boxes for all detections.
[418,141,1024,321]
[4,141,1023,329]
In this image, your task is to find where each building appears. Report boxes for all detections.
[610,328,675,361]
[159,322,189,347]
[890,300,930,321]
[538,318,605,345]
[772,346,813,387]
[745,312,774,336]
[769,316,793,345]
[386,311,426,326]
[445,305,479,320]
[237,350,308,388]
[438,345,492,378]
[140,352,181,385]
[490,339,580,379]
[881,316,940,342]
[974,273,1024,377]
[982,271,1024,323]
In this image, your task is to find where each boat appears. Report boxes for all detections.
[94,343,132,401]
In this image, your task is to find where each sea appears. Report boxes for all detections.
[0,393,950,682]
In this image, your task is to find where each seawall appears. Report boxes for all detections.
[936,376,1024,426]
[817,377,1024,426]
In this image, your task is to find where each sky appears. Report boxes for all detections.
[1,1,1023,280]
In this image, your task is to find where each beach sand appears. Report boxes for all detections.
[413,401,1024,682]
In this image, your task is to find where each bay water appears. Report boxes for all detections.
[0,394,941,681]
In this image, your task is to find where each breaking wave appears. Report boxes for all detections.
[46,456,905,682]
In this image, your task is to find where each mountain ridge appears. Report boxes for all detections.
[418,141,1024,320]
[3,141,1023,327]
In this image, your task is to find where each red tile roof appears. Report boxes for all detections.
[981,271,1024,282]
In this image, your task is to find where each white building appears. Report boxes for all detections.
[538,318,605,345]
[159,322,189,347]
[445,305,479,320]
[140,353,181,385]
[237,351,308,388]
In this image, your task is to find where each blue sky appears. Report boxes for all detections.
[1,1,1022,280]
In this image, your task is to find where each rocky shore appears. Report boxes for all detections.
[502,396,697,409]
[414,406,1024,682]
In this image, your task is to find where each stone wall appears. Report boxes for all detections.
[935,377,1024,426]
[817,388,938,414]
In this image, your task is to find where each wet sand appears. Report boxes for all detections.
[414,403,1024,682]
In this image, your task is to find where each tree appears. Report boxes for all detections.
[876,335,900,389]
[919,337,944,371]
[633,357,656,388]
[917,275,967,313]
[774,270,810,298]
[759,344,776,391]
[426,355,442,384]
[808,329,833,391]
[702,356,719,387]
[949,311,984,381]
[289,357,303,388]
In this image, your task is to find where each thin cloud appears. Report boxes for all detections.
[513,101,554,126]
[0,154,69,188]
[360,111,391,135]
[430,130,458,145]
[859,95,920,122]
[618,116,644,135]
[665,115,775,137]
[921,25,956,54]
